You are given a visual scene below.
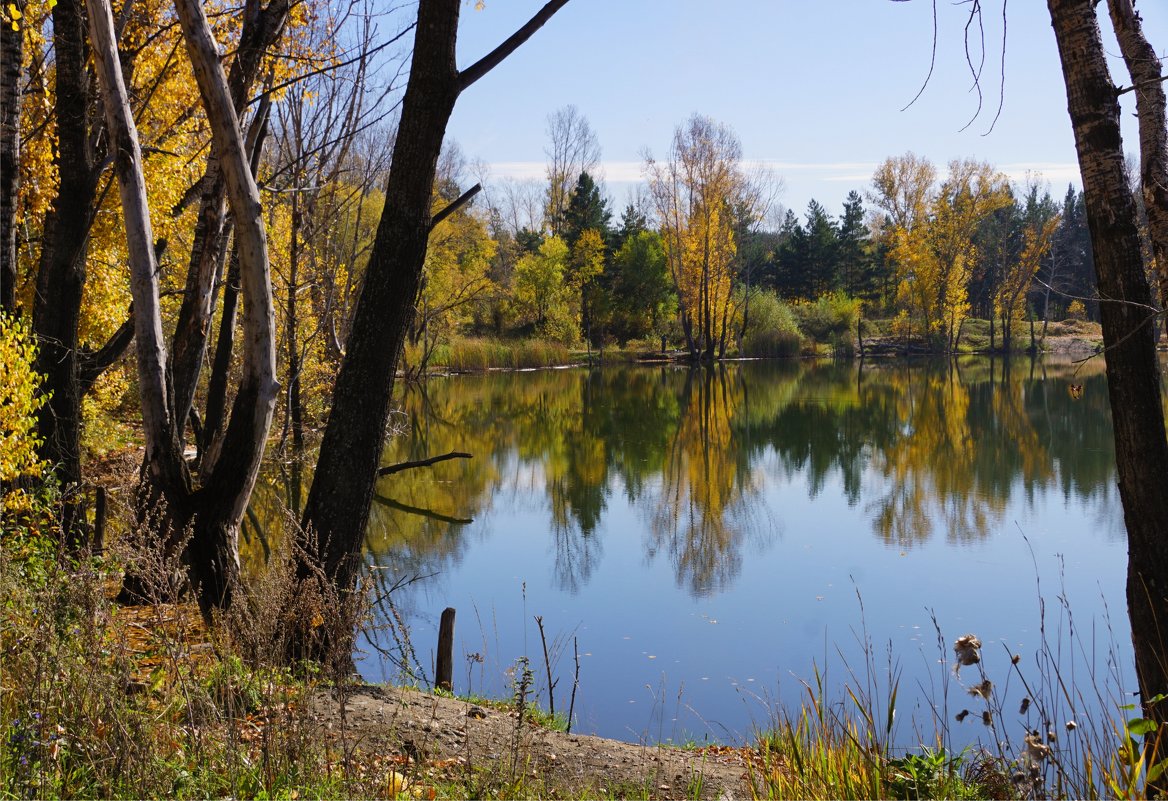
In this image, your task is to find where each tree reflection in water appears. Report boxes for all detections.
[246,357,1117,601]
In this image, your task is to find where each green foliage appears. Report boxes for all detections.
[883,748,981,800]
[740,290,802,357]
[561,171,611,250]
[606,230,675,344]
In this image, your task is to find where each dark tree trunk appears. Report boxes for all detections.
[1049,0,1168,771]
[203,242,239,463]
[297,0,569,658]
[0,0,24,314]
[300,0,462,598]
[286,192,304,449]
[33,0,98,548]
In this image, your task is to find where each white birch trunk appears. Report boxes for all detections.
[86,0,176,478]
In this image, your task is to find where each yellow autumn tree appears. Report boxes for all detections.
[410,191,497,370]
[994,191,1061,349]
[513,235,575,342]
[885,158,1012,348]
[647,114,749,360]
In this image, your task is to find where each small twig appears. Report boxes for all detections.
[899,0,938,112]
[1116,72,1168,97]
[567,635,580,735]
[535,615,555,718]
[245,25,415,107]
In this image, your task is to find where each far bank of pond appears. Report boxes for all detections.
[251,356,1132,748]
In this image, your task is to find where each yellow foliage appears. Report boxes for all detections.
[648,115,748,356]
[421,192,497,336]
[884,158,1012,345]
[996,213,1060,324]
[569,228,606,288]
[81,368,131,456]
[0,315,47,511]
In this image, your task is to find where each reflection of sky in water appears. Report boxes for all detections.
[352,360,1131,750]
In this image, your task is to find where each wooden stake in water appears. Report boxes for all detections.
[436,607,456,691]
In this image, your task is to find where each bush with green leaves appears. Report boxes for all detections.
[794,292,862,354]
[740,290,803,358]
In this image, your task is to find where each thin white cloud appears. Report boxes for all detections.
[480,159,1083,193]
[482,159,884,184]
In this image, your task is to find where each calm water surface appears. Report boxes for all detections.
[260,357,1134,747]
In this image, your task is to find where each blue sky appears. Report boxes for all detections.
[445,1,1168,220]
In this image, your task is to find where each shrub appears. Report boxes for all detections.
[1066,300,1088,321]
[795,292,862,354]
[0,313,47,516]
[741,290,802,358]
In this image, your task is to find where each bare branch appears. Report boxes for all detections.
[900,0,938,112]
[1117,73,1168,97]
[246,24,415,107]
[457,0,571,92]
[430,183,482,229]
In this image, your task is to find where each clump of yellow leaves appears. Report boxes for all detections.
[0,314,47,513]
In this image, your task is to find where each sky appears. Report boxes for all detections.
[441,0,1168,223]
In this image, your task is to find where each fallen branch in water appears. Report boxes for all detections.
[377,451,472,477]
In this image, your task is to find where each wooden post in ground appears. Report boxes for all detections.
[436,607,455,691]
[93,486,107,553]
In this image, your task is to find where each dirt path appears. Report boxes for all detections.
[311,684,757,799]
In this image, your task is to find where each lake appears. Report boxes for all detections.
[254,357,1136,749]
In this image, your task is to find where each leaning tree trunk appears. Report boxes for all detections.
[298,0,569,659]
[1107,0,1168,315]
[1049,0,1168,776]
[0,0,24,315]
[87,0,190,525]
[299,0,461,601]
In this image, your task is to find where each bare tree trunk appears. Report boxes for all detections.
[298,0,569,658]
[175,0,279,611]
[202,97,271,465]
[0,0,24,314]
[1049,1,1168,775]
[87,0,191,540]
[169,0,290,437]
[1108,0,1168,315]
